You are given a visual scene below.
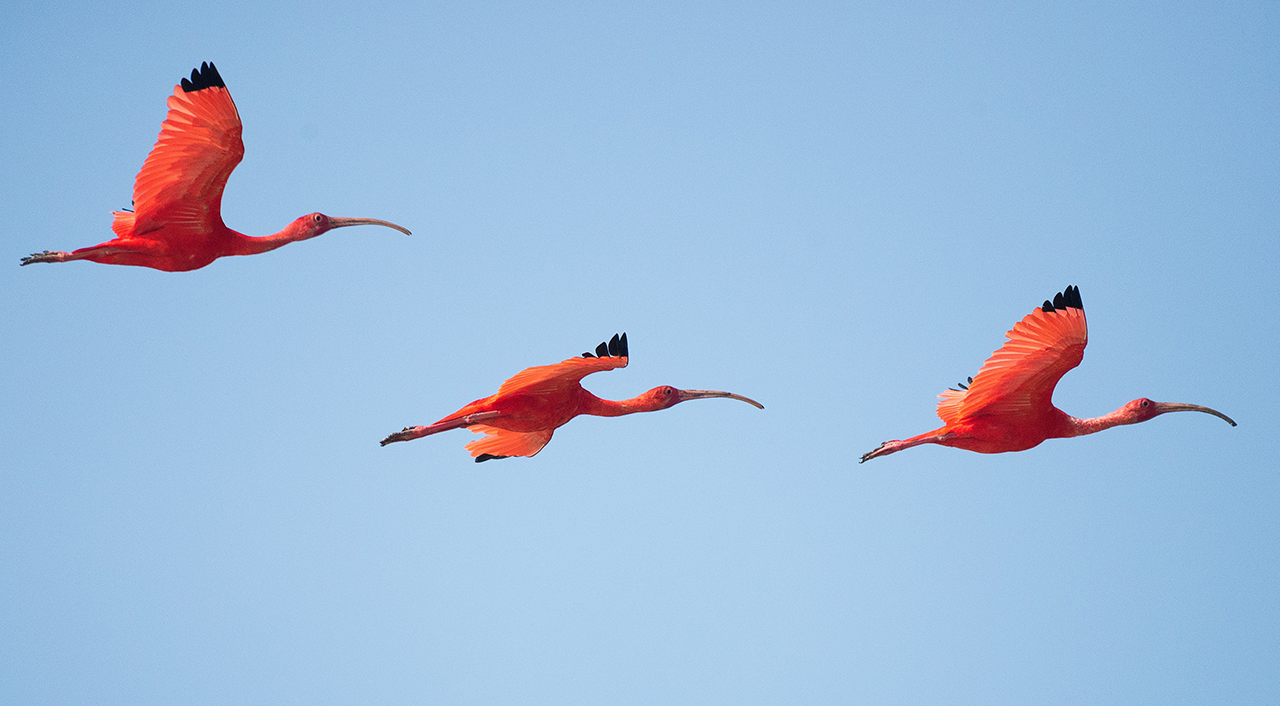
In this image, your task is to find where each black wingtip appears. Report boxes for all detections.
[581,333,628,359]
[179,61,225,93]
[1041,285,1083,313]
[475,454,510,463]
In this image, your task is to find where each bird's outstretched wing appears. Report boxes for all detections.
[495,333,629,397]
[937,286,1088,424]
[464,426,555,461]
[128,62,244,240]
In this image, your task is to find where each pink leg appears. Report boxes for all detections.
[380,411,501,446]
[21,241,153,266]
[21,250,74,265]
[859,429,956,463]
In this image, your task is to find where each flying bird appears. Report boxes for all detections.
[860,286,1235,463]
[380,333,764,461]
[20,62,410,272]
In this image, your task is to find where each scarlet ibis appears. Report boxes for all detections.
[860,286,1235,463]
[380,333,764,461]
[20,62,410,272]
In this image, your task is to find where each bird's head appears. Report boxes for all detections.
[1120,398,1236,427]
[290,213,412,241]
[635,385,765,412]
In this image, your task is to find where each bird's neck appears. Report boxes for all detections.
[229,224,309,256]
[579,392,653,418]
[1063,407,1135,438]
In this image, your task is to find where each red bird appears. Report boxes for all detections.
[861,286,1235,463]
[20,62,410,272]
[381,333,764,461]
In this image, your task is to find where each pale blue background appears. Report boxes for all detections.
[3,2,1276,703]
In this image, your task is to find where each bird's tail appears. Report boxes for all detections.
[110,211,135,239]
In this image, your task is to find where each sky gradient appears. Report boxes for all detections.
[3,2,1277,703]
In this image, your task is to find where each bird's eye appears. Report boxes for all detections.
[1141,400,1149,407]
[665,388,673,395]
[313,214,323,223]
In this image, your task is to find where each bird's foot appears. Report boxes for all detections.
[20,250,70,266]
[859,441,894,464]
[380,426,427,446]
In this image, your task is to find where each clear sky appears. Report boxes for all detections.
[2,1,1276,703]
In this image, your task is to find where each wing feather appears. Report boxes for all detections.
[464,426,554,460]
[937,290,1088,424]
[496,355,628,397]
[497,334,630,396]
[131,63,244,241]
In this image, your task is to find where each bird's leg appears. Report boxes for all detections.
[859,441,903,463]
[381,426,430,445]
[859,430,956,463]
[20,250,73,266]
[21,246,128,266]
[20,241,156,266]
[380,411,502,446]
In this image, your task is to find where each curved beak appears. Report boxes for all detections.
[1153,402,1237,427]
[327,217,412,235]
[677,389,765,409]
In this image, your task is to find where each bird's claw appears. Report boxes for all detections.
[20,250,68,266]
[380,426,425,446]
[859,442,888,464]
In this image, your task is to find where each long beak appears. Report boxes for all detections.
[677,389,765,409]
[328,217,412,235]
[1153,402,1237,427]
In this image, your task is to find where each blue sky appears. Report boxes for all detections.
[2,1,1277,703]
